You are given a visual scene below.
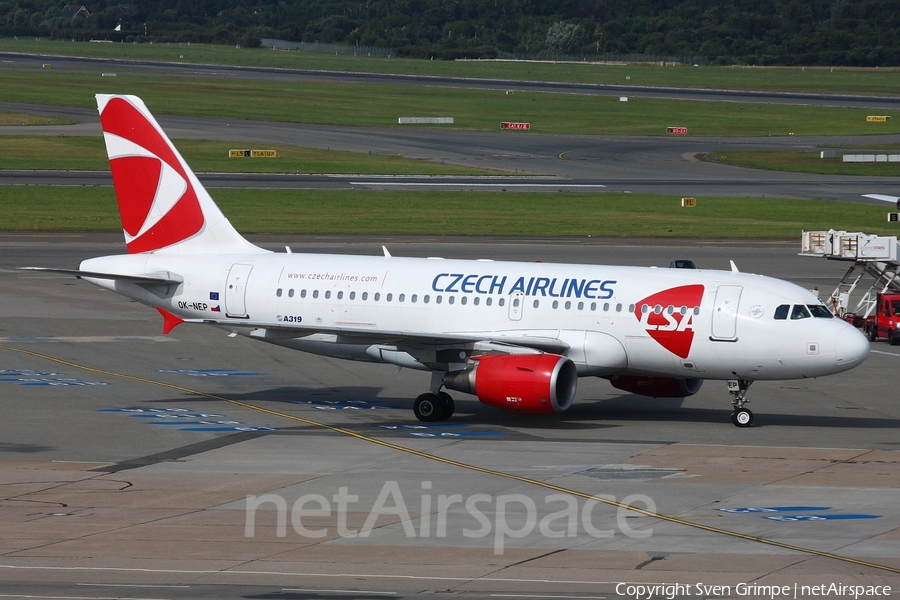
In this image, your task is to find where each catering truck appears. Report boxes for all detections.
[864,293,900,344]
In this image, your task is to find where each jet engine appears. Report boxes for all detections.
[443,353,577,413]
[608,375,703,398]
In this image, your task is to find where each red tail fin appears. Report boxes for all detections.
[96,95,263,255]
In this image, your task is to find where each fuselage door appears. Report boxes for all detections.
[711,285,742,340]
[225,263,253,318]
[508,291,524,321]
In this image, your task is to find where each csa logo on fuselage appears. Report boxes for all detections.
[634,285,704,359]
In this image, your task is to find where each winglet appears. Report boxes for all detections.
[156,307,185,334]
[730,260,739,273]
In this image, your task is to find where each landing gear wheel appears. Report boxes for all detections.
[437,391,455,419]
[731,408,753,427]
[414,393,442,422]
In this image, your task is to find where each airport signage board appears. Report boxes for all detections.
[229,149,278,158]
[667,126,688,134]
[501,122,531,130]
[867,116,891,122]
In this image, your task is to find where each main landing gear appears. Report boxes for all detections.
[413,391,455,422]
[727,379,753,427]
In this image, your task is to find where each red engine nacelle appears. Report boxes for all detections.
[443,354,577,413]
[608,375,703,398]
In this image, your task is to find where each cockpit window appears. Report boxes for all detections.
[790,304,811,320]
[774,304,789,320]
[807,304,834,318]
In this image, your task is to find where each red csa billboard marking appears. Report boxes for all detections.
[666,126,688,135]
[634,285,704,359]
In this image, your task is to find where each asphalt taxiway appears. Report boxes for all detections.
[1,234,898,598]
[3,99,900,200]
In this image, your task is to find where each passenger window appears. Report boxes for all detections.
[386,293,392,302]
[591,302,597,311]
[552,300,559,309]
[533,300,540,308]
[288,289,294,298]
[411,294,417,303]
[603,302,609,312]
[301,289,307,298]
[349,291,355,300]
[513,298,520,307]
[790,304,811,320]
[774,304,789,320]
[276,288,282,297]
[807,305,833,318]
[460,296,467,305]
[313,290,319,299]
[577,302,584,311]
[424,295,430,304]
[486,298,492,306]
[362,292,368,301]
[325,291,331,299]
[449,296,455,305]
[337,291,343,300]
[374,293,381,301]
[565,301,571,310]
[499,298,505,307]
[473,297,479,306]
[436,296,442,304]
[399,294,405,302]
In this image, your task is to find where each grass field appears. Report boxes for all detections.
[3,38,900,96]
[0,112,72,126]
[0,136,500,174]
[2,71,897,137]
[703,151,900,176]
[1,186,891,238]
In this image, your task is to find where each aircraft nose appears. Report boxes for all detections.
[835,325,870,368]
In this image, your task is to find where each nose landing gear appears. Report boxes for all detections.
[727,379,753,427]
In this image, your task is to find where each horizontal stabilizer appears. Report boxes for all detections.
[21,267,183,285]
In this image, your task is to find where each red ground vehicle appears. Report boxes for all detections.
[864,293,900,344]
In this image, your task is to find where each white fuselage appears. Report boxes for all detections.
[80,250,870,382]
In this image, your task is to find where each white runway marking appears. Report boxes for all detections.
[352,182,606,189]
[0,336,171,343]
[871,349,900,357]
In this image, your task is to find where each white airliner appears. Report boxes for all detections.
[27,95,870,427]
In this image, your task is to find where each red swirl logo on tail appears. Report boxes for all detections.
[634,285,704,359]
[100,97,204,253]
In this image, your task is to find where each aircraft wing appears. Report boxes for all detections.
[863,193,900,208]
[190,317,570,354]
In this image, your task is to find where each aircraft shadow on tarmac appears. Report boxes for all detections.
[0,442,55,454]
[141,386,900,432]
